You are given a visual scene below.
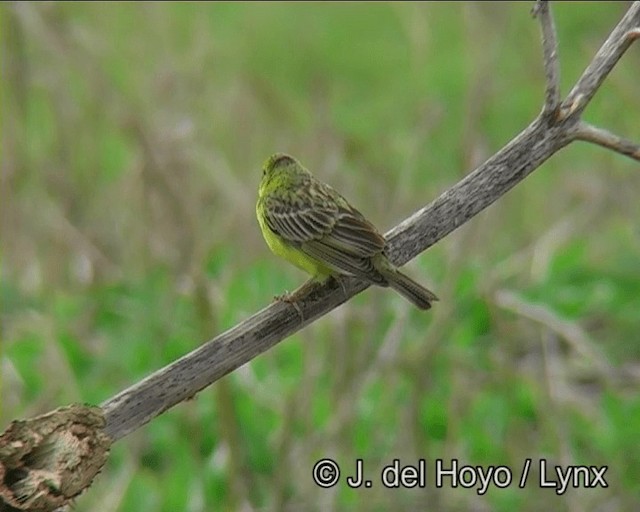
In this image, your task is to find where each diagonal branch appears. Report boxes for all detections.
[572,121,640,161]
[560,1,640,120]
[103,116,566,440]
[532,0,561,115]
[100,1,640,442]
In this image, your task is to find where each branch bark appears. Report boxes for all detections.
[560,2,640,121]
[532,0,561,115]
[572,121,640,160]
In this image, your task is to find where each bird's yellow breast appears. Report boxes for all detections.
[256,200,333,279]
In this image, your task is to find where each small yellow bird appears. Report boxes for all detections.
[256,153,438,310]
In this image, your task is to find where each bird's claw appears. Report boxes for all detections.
[273,291,305,320]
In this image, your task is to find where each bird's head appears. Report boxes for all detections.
[260,153,309,190]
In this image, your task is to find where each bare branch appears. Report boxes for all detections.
[572,121,640,161]
[99,2,640,442]
[560,1,640,120]
[532,0,561,115]
[102,113,575,441]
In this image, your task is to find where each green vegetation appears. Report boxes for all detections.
[1,3,638,511]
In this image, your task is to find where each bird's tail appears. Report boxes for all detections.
[381,269,438,310]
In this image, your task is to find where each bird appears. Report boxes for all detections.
[256,153,438,310]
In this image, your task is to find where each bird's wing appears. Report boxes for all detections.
[263,186,387,283]
[301,205,388,283]
[262,191,338,243]
[320,206,386,257]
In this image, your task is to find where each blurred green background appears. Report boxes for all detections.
[1,2,639,511]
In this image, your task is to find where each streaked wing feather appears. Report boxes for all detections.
[264,185,388,285]
[301,239,388,285]
[325,208,386,256]
[264,195,337,243]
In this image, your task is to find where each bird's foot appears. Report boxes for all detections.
[272,279,324,320]
[333,276,349,301]
[273,290,305,320]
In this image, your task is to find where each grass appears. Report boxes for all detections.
[1,2,639,511]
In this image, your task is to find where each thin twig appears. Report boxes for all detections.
[532,0,561,116]
[560,1,640,120]
[495,290,615,380]
[572,121,640,161]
